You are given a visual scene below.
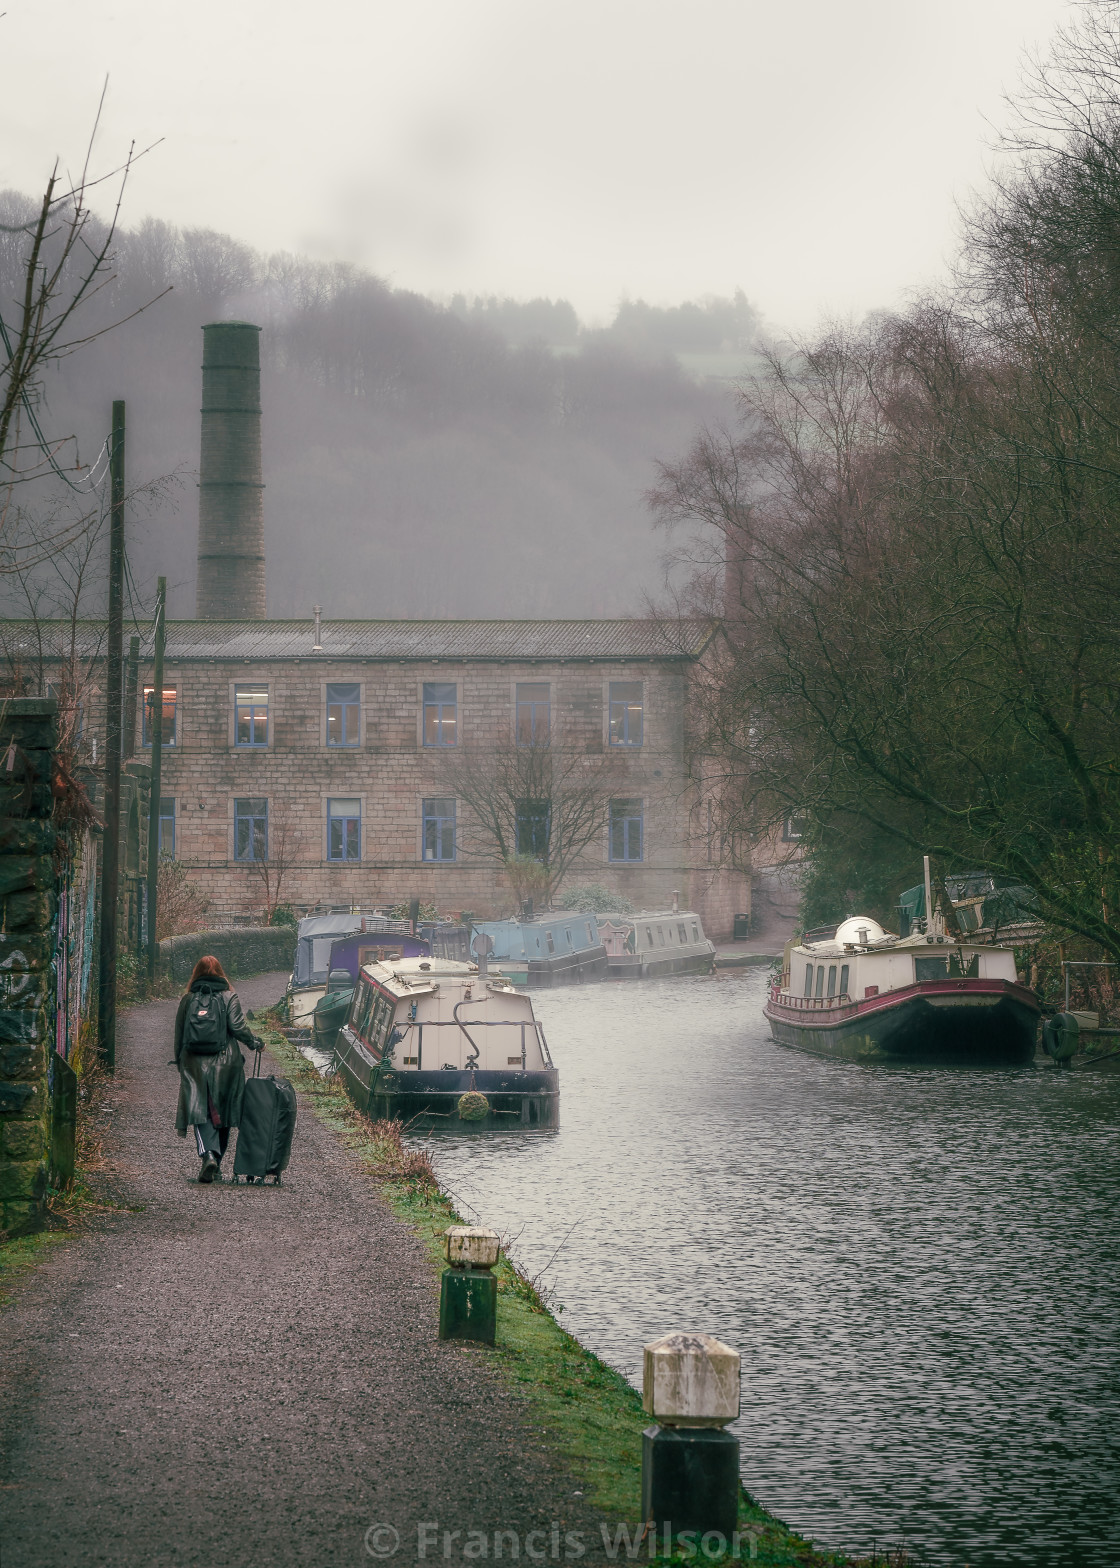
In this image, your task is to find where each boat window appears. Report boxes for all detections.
[546,932,555,954]
[657,927,665,946]
[565,928,573,947]
[586,922,595,944]
[678,923,687,943]
[692,923,700,942]
[354,981,375,1040]
[915,956,949,982]
[814,966,825,998]
[804,965,814,996]
[840,964,849,997]
[827,965,837,997]
[646,926,654,946]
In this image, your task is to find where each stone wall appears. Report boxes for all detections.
[0,699,57,1237]
[158,926,295,986]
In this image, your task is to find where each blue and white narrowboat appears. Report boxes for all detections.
[471,914,608,987]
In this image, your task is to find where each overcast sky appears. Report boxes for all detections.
[4,0,1073,330]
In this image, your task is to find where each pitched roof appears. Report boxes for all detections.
[0,618,716,663]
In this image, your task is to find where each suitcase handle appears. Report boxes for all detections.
[251,1037,265,1077]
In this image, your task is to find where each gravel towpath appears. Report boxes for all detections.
[0,973,615,1566]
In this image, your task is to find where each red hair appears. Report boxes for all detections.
[189,955,228,985]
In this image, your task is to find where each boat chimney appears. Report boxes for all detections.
[195,321,266,619]
[312,604,323,652]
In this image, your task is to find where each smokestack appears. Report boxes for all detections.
[196,321,266,619]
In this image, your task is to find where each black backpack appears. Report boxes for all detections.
[182,988,228,1054]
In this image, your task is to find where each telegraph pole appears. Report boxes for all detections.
[146,577,166,984]
[97,400,125,1071]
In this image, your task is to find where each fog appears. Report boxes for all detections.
[1,204,752,618]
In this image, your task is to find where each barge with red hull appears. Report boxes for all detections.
[765,915,1040,1064]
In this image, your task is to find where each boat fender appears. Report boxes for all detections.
[457,1090,490,1122]
[1042,1012,1079,1062]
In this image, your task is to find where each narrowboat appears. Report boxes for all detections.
[470,914,608,987]
[764,913,1040,1063]
[333,956,559,1130]
[311,928,432,1056]
[598,911,716,979]
[286,913,412,1027]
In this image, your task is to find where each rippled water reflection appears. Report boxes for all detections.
[422,970,1120,1567]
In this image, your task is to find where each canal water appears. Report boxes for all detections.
[422,969,1119,1568]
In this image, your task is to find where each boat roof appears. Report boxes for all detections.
[359,955,523,999]
[795,930,1011,958]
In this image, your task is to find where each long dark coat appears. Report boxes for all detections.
[174,978,256,1135]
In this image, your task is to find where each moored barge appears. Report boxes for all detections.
[764,915,1040,1063]
[333,956,559,1130]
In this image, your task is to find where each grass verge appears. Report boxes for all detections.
[258,1014,911,1568]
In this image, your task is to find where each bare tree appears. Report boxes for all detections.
[435,740,624,911]
[0,88,164,546]
[247,803,304,923]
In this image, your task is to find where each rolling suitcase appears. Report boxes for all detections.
[234,1046,297,1185]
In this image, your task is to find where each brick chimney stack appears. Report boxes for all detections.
[196,321,266,619]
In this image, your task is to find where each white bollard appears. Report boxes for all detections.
[641,1332,742,1540]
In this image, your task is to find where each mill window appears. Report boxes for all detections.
[608,681,643,747]
[422,799,457,862]
[234,798,268,861]
[423,683,457,747]
[516,799,550,859]
[235,686,268,747]
[609,799,643,862]
[158,797,176,857]
[327,798,361,862]
[326,683,360,747]
[142,687,177,747]
[516,682,550,745]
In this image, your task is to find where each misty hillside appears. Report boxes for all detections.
[2,197,757,620]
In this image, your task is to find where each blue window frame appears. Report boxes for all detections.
[516,682,550,745]
[422,798,456,861]
[158,797,176,857]
[609,798,643,862]
[608,681,643,747]
[143,686,176,747]
[234,798,268,861]
[326,683,360,747]
[423,683,457,747]
[327,797,361,861]
[235,686,268,748]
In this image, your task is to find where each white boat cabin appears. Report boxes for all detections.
[345,958,551,1073]
[785,916,1019,1003]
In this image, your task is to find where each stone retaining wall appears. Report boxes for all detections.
[0,700,57,1237]
[158,926,294,986]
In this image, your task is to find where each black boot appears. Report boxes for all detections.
[199,1152,220,1184]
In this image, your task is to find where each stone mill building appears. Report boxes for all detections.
[15,322,752,935]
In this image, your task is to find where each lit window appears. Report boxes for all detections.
[326,683,360,747]
[516,683,550,745]
[609,799,643,862]
[158,797,176,857]
[423,683,457,747]
[422,799,456,862]
[234,798,268,861]
[328,798,361,862]
[143,687,176,747]
[608,681,643,747]
[235,687,268,747]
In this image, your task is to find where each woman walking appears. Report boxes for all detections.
[174,955,260,1183]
